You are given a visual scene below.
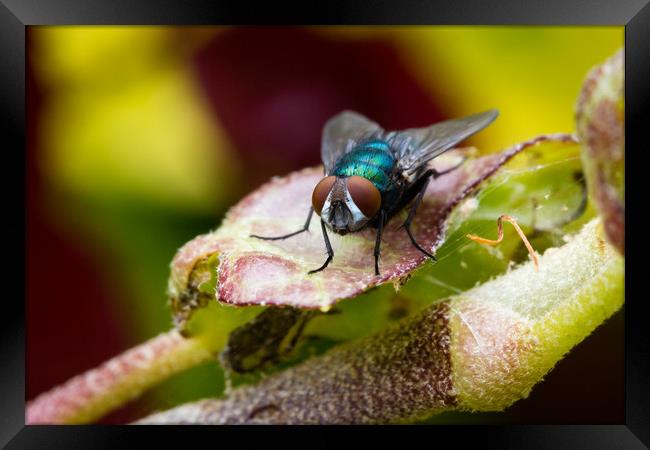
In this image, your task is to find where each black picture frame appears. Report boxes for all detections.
[4,0,648,447]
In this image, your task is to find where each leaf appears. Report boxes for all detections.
[298,133,589,369]
[169,134,577,329]
[398,134,591,307]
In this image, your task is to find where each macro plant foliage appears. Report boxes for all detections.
[27,49,624,425]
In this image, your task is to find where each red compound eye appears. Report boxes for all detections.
[312,176,336,215]
[347,176,381,218]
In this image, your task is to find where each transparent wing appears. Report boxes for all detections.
[395,109,499,175]
[321,110,383,174]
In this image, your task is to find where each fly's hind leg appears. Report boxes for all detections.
[403,172,437,261]
[250,207,314,241]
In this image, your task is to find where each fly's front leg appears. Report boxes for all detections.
[308,219,334,274]
[250,207,314,241]
[374,209,387,276]
[403,171,437,260]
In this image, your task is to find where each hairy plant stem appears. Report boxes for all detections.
[26,330,214,424]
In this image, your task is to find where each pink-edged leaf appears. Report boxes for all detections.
[169,135,575,323]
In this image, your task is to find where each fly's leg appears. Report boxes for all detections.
[250,207,314,241]
[308,219,334,274]
[374,209,387,275]
[403,172,437,260]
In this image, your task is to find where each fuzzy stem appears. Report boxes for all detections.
[26,330,213,424]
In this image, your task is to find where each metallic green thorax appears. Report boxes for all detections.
[332,139,396,192]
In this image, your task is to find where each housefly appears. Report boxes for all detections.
[251,109,499,275]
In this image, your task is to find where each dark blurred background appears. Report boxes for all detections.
[26,26,624,423]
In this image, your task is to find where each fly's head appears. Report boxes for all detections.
[312,175,381,235]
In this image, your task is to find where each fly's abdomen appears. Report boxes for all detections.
[332,140,396,192]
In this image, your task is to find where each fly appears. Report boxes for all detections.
[251,109,499,275]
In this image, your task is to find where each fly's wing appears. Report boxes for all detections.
[321,111,383,175]
[394,109,499,177]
